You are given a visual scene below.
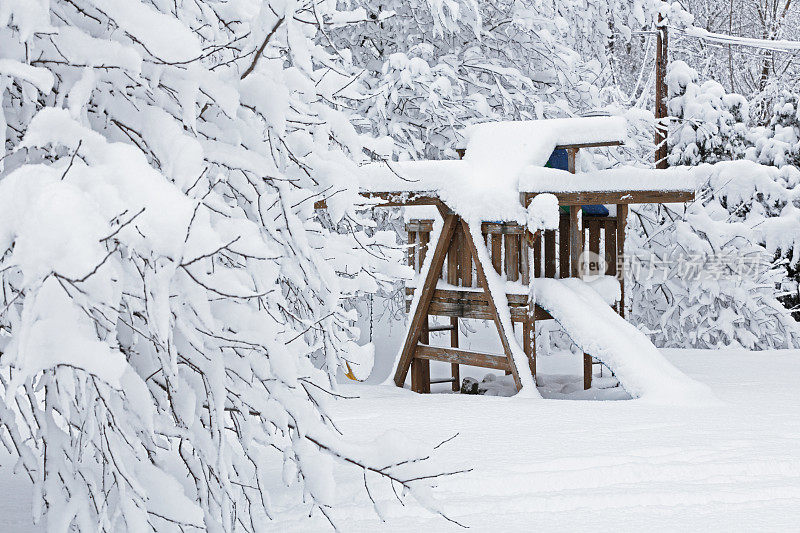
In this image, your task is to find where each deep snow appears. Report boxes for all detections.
[4,349,800,531]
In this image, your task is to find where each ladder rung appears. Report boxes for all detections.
[430,377,457,384]
[427,324,456,332]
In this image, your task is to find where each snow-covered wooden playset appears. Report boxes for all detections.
[321,117,706,400]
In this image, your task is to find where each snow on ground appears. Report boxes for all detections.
[3,349,800,531]
[272,348,800,531]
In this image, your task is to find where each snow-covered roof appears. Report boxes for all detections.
[355,117,692,222]
[463,116,627,170]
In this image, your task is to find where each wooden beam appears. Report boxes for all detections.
[394,214,459,387]
[569,206,583,278]
[544,229,557,278]
[525,189,694,206]
[316,189,694,211]
[415,345,511,372]
[460,219,524,391]
[583,354,593,390]
[605,218,617,277]
[555,140,624,150]
[558,214,570,278]
[412,315,431,393]
[450,316,460,391]
[406,219,433,232]
[616,204,628,318]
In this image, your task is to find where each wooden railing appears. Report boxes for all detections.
[406,214,621,283]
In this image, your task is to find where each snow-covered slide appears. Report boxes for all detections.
[533,278,716,405]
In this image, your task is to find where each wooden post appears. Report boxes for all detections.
[490,233,502,275]
[412,323,431,393]
[447,226,461,391]
[545,230,557,278]
[655,15,669,169]
[524,303,536,384]
[616,204,628,318]
[569,207,583,278]
[408,230,417,271]
[605,219,617,278]
[450,316,460,391]
[558,215,570,278]
[583,352,592,391]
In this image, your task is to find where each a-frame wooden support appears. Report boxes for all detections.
[393,215,531,393]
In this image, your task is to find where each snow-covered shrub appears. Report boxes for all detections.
[667,61,750,166]
[629,161,800,349]
[0,2,454,531]
[747,90,800,168]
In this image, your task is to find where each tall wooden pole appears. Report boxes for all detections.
[655,16,669,169]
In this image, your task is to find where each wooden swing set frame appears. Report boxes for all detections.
[317,142,695,394]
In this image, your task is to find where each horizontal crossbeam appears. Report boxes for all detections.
[406,288,552,322]
[415,344,511,372]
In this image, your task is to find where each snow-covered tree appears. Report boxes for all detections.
[628,161,800,349]
[0,1,458,531]
[666,61,750,165]
[748,90,800,166]
[333,0,659,160]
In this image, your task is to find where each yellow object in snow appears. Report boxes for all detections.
[344,362,359,381]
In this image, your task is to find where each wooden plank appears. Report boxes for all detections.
[558,215,570,278]
[538,190,695,206]
[588,218,601,275]
[460,219,524,391]
[617,204,628,318]
[567,147,577,173]
[544,229,556,278]
[505,229,519,282]
[458,225,472,287]
[411,358,430,393]
[315,189,695,212]
[482,222,525,235]
[425,299,551,322]
[406,219,434,232]
[523,313,535,381]
[412,321,431,393]
[583,354,592,390]
[461,231,473,287]
[447,224,459,286]
[555,140,624,150]
[520,232,530,285]
[533,232,542,278]
[490,233,502,275]
[419,230,430,269]
[588,218,601,256]
[569,207,583,278]
[450,316,460,391]
[605,218,617,277]
[407,230,416,271]
[393,214,458,387]
[405,287,533,306]
[415,345,511,372]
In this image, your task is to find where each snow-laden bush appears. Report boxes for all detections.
[629,161,800,349]
[666,61,750,166]
[0,1,458,531]
[748,90,800,168]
